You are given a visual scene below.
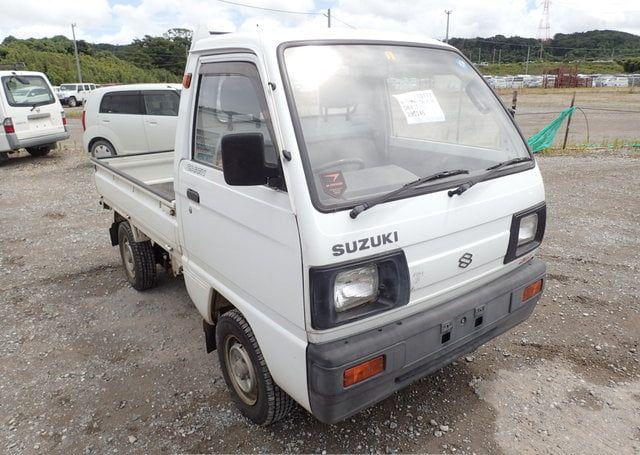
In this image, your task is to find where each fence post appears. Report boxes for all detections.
[511,90,518,116]
[562,92,576,150]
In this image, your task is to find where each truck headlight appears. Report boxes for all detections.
[334,265,379,312]
[505,203,546,264]
[309,251,411,329]
[518,213,538,245]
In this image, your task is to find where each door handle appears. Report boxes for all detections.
[147,121,158,125]
[186,188,200,203]
[102,119,110,123]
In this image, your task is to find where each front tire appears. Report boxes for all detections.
[26,146,52,157]
[117,222,157,291]
[216,309,294,425]
[67,97,77,107]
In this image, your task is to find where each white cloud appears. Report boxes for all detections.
[0,0,638,45]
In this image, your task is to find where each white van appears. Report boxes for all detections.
[83,84,181,157]
[0,70,69,162]
[58,82,97,107]
[91,29,547,425]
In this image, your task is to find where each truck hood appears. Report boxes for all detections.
[299,165,545,339]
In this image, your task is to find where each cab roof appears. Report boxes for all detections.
[190,28,451,54]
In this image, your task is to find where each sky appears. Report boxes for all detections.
[1,0,639,45]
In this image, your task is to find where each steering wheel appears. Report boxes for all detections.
[315,158,365,173]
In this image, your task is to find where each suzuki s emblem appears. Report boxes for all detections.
[458,252,473,268]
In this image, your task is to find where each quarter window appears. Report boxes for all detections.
[193,62,277,169]
[99,92,143,115]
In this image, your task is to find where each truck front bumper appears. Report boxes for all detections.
[6,130,69,151]
[306,258,546,424]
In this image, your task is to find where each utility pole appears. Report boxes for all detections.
[524,46,531,75]
[498,48,502,64]
[71,23,83,83]
[492,48,496,64]
[444,10,452,43]
[477,47,481,64]
[539,42,543,60]
[327,8,331,28]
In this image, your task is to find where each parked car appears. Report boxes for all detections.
[0,70,69,162]
[82,84,181,157]
[58,82,97,107]
[91,29,547,425]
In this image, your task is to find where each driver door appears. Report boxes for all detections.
[177,58,304,329]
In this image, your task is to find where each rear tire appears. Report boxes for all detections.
[26,146,52,157]
[0,152,8,164]
[117,222,157,291]
[216,309,294,425]
[90,139,116,158]
[67,97,77,107]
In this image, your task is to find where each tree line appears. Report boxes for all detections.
[0,28,192,85]
[1,28,638,85]
[448,29,640,69]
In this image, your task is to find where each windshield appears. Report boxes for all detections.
[282,44,530,210]
[2,75,55,107]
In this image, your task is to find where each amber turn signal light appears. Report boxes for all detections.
[343,355,385,387]
[522,279,543,302]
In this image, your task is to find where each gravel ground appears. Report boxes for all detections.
[1,120,639,454]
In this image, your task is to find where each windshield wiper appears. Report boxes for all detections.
[448,157,532,197]
[349,169,469,219]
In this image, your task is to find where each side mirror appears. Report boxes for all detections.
[221,133,278,186]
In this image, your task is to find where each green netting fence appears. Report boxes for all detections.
[527,106,576,153]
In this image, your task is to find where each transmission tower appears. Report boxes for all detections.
[537,0,551,42]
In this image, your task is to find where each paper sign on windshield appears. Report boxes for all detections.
[393,89,445,124]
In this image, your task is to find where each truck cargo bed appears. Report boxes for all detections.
[91,151,180,258]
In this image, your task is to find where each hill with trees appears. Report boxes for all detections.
[448,29,640,70]
[0,29,190,85]
[0,28,637,85]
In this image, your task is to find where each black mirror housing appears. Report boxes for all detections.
[221,133,276,186]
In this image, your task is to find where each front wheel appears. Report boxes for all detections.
[117,222,157,291]
[216,309,294,425]
[26,146,52,157]
[67,97,77,107]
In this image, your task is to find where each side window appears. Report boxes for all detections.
[99,92,143,115]
[193,62,277,169]
[143,91,180,116]
[78,85,84,92]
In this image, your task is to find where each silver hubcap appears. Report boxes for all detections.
[121,237,135,280]
[93,144,112,158]
[224,336,258,405]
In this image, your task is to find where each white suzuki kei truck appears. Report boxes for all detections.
[91,29,547,425]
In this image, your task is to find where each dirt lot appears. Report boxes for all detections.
[497,87,640,147]
[1,118,639,454]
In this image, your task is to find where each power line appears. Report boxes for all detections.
[215,0,356,28]
[324,13,356,29]
[216,0,321,15]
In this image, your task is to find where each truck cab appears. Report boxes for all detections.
[92,29,546,425]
